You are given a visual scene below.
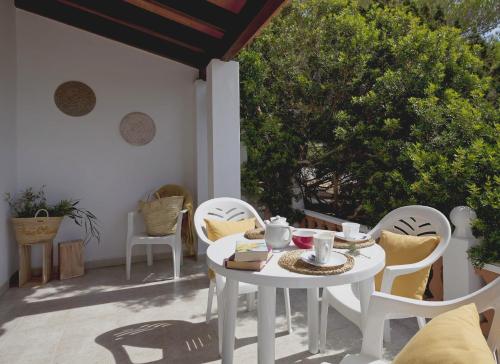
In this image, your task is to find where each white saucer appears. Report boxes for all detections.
[300,251,348,267]
[335,232,371,242]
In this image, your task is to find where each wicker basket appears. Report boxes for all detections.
[11,209,63,245]
[139,195,184,236]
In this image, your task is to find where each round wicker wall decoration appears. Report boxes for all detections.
[54,81,96,117]
[120,112,156,146]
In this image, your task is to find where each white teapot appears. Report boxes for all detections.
[264,216,293,251]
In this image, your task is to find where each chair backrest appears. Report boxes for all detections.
[194,197,264,247]
[369,205,452,261]
[361,277,500,361]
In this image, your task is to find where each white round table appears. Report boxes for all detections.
[207,230,386,364]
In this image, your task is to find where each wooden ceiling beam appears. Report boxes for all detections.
[62,0,220,53]
[15,0,208,69]
[125,0,225,39]
[221,0,289,61]
[15,0,287,69]
[207,0,246,14]
[154,0,238,29]
[57,0,203,53]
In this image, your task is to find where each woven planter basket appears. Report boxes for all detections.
[11,209,63,245]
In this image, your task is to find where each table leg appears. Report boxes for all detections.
[359,278,375,331]
[307,288,320,354]
[222,278,238,364]
[258,285,276,364]
[216,277,225,355]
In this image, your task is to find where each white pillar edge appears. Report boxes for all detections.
[206,58,241,199]
[194,79,208,256]
[443,206,483,299]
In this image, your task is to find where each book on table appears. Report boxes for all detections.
[224,253,272,271]
[234,240,270,262]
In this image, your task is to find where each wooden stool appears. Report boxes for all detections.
[18,240,53,287]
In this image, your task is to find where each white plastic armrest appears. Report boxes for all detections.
[175,209,187,236]
[380,251,443,293]
[362,278,500,359]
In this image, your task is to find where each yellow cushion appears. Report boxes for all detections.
[393,303,495,364]
[205,218,256,280]
[204,218,256,242]
[375,230,440,299]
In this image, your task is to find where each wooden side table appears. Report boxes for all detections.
[18,240,53,287]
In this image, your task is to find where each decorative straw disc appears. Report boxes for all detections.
[120,112,156,146]
[54,81,96,117]
[333,239,375,249]
[278,250,354,275]
[244,228,265,239]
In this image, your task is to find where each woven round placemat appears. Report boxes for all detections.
[278,250,354,276]
[333,239,375,249]
[244,228,265,239]
[54,81,96,117]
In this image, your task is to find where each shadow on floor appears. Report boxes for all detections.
[0,259,211,339]
[95,320,261,364]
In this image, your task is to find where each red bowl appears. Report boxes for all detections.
[292,230,315,249]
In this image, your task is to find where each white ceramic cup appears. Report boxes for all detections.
[342,222,360,240]
[313,231,335,264]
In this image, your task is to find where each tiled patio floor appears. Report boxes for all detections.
[0,258,417,363]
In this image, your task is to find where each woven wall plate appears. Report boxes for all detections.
[54,81,96,117]
[278,249,354,275]
[120,112,156,146]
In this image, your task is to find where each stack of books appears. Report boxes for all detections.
[224,241,272,271]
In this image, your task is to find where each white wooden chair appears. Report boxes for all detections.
[194,197,292,334]
[340,277,500,364]
[320,205,452,350]
[126,209,186,280]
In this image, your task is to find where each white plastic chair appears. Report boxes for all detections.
[126,209,186,280]
[194,198,292,335]
[320,205,452,350]
[340,277,500,364]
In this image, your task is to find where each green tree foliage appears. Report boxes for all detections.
[408,0,500,37]
[238,0,499,266]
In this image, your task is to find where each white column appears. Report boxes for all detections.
[206,59,241,199]
[195,79,209,206]
[443,206,482,299]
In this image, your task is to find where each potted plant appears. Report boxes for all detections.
[5,186,100,246]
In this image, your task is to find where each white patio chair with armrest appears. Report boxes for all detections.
[320,205,451,351]
[194,197,292,334]
[340,277,500,364]
[126,209,187,280]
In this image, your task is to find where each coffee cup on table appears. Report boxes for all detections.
[313,231,335,264]
[342,222,360,240]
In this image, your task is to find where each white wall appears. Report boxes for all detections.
[15,10,197,265]
[0,1,18,289]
